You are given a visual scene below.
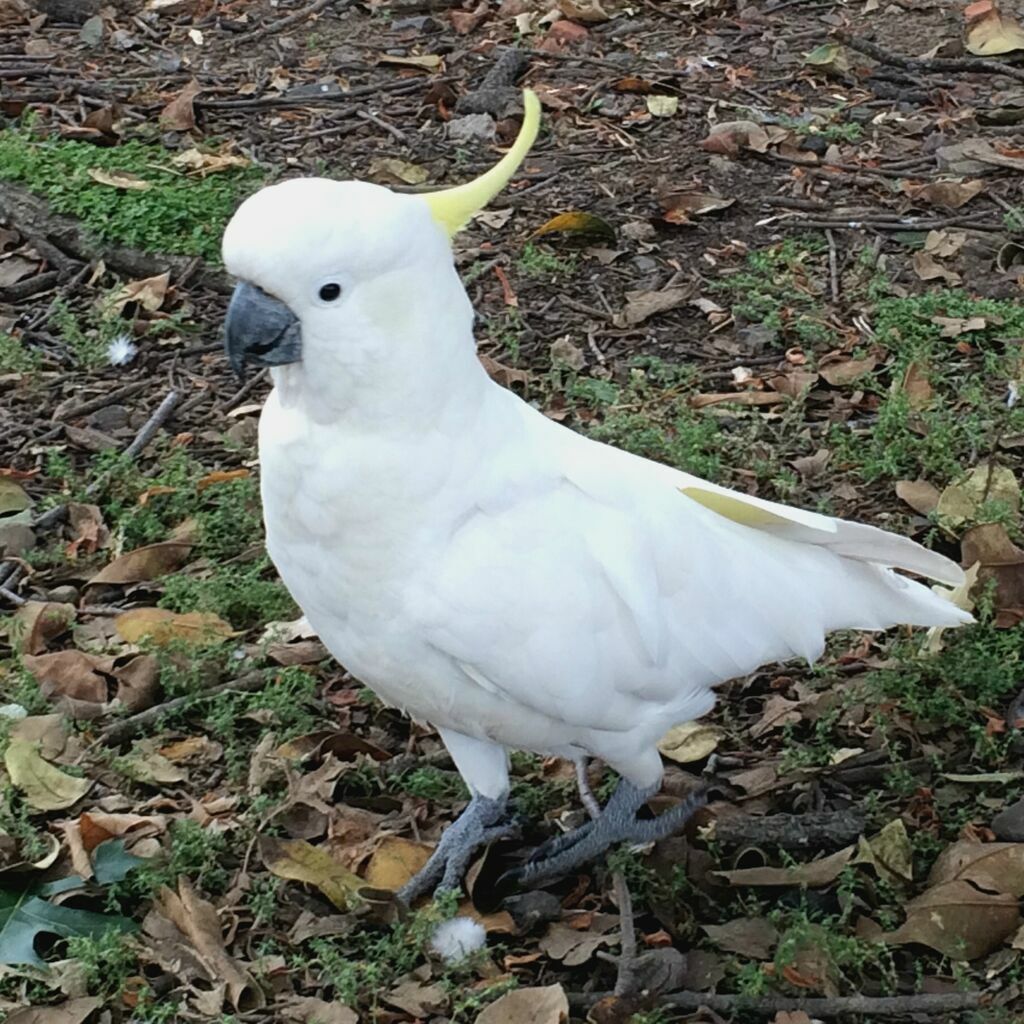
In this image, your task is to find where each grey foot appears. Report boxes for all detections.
[508,780,706,886]
[398,794,518,903]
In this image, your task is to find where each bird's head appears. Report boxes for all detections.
[222,91,540,409]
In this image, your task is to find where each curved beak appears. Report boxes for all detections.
[224,281,302,378]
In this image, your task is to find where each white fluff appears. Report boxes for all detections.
[106,333,137,367]
[430,917,486,963]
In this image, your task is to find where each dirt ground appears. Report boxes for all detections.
[2,0,1024,1021]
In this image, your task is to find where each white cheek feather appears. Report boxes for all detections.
[429,917,486,963]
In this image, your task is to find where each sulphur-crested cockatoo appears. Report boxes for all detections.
[222,91,971,901]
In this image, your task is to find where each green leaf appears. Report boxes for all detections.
[38,840,145,898]
[0,886,137,966]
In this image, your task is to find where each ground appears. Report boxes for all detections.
[1,0,1024,1021]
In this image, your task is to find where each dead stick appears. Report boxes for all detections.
[123,389,181,460]
[570,989,985,1017]
[100,671,266,745]
[239,0,351,42]
[838,31,1024,84]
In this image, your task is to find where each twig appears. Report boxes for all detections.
[825,228,840,303]
[239,0,350,42]
[569,989,985,1017]
[0,585,26,607]
[355,108,408,143]
[838,31,1024,84]
[775,217,1005,232]
[52,380,149,422]
[123,389,181,461]
[99,671,266,745]
[217,368,269,414]
[199,75,426,111]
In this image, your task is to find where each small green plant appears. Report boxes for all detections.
[0,332,42,373]
[517,242,576,279]
[247,874,282,926]
[66,929,138,999]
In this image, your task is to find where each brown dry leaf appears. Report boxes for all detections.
[87,540,191,586]
[115,608,235,646]
[961,522,1024,627]
[912,251,961,285]
[281,997,358,1024]
[172,148,251,176]
[689,392,786,409]
[112,653,161,712]
[118,738,188,784]
[196,468,250,491]
[899,362,933,410]
[909,179,985,209]
[363,835,433,891]
[661,192,735,225]
[384,978,447,1016]
[936,462,1021,531]
[749,694,803,739]
[87,168,152,191]
[23,650,110,704]
[539,919,617,965]
[449,3,489,34]
[152,877,264,1011]
[479,354,531,389]
[817,351,878,386]
[531,211,616,243]
[701,120,777,157]
[107,272,170,314]
[790,448,831,482]
[65,502,108,558]
[895,479,941,515]
[5,998,102,1024]
[924,229,967,259]
[368,157,430,186]
[702,917,778,958]
[558,0,611,22]
[714,845,854,887]
[456,900,517,934]
[657,722,722,763]
[966,6,1024,54]
[159,78,201,130]
[929,840,1024,895]
[5,738,90,811]
[261,836,365,909]
[931,315,987,337]
[12,601,76,655]
[475,984,569,1024]
[0,255,35,288]
[883,879,1021,958]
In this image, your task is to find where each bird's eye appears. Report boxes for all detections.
[318,282,342,302]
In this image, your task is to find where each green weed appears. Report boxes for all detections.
[0,332,43,373]
[65,929,138,999]
[517,242,576,279]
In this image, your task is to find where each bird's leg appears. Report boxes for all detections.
[398,793,517,904]
[512,778,706,885]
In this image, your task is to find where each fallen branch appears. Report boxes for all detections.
[838,31,1024,84]
[123,389,181,461]
[714,810,863,849]
[100,671,267,745]
[239,0,351,42]
[570,989,985,1018]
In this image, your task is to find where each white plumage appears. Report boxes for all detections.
[221,95,970,893]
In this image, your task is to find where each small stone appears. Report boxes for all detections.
[0,523,35,557]
[392,15,435,31]
[993,797,1024,841]
[503,890,562,932]
[79,14,104,46]
[448,114,495,145]
[89,404,129,432]
[47,585,80,605]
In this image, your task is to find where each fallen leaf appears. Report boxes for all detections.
[196,468,250,491]
[531,211,616,243]
[376,53,443,71]
[701,120,776,156]
[689,391,786,409]
[384,978,447,1016]
[750,694,803,738]
[931,315,987,337]
[87,541,191,586]
[961,522,1024,626]
[364,836,433,891]
[479,354,531,388]
[5,738,90,811]
[924,229,967,258]
[539,919,617,965]
[929,840,1024,896]
[966,6,1024,54]
[899,361,933,410]
[703,917,778,958]
[107,272,169,314]
[87,169,152,191]
[912,251,961,285]
[895,479,941,515]
[149,877,263,1011]
[908,179,985,209]
[159,78,201,131]
[115,608,235,646]
[22,650,110,703]
[172,148,251,175]
[614,286,694,327]
[0,478,31,515]
[558,0,611,22]
[661,192,735,225]
[714,845,854,887]
[854,819,913,884]
[804,42,850,73]
[817,351,878,386]
[475,984,569,1024]
[883,879,1021,958]
[657,722,722,763]
[936,463,1020,530]
[4,998,101,1024]
[368,157,430,186]
[261,836,364,909]
[646,95,679,117]
[281,996,358,1024]
[11,601,76,654]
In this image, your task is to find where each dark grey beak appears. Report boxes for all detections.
[224,281,302,378]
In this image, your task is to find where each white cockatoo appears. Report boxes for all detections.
[222,91,971,900]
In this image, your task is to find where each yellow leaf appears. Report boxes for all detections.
[196,469,250,492]
[657,721,722,763]
[260,836,364,910]
[377,53,443,70]
[115,608,235,646]
[87,168,153,191]
[646,95,679,117]
[5,738,90,811]
[531,211,616,243]
[364,836,433,891]
[936,463,1021,531]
